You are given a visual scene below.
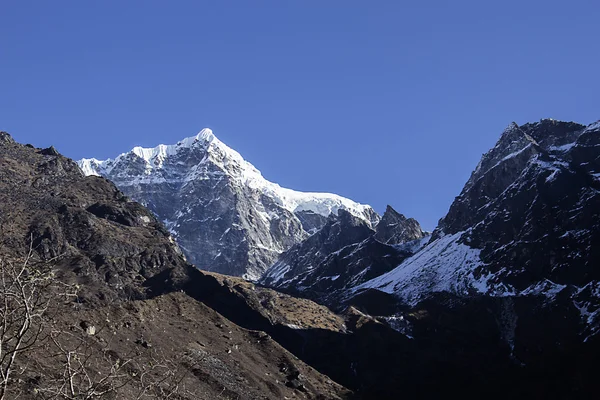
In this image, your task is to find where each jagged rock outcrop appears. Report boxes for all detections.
[261,207,427,306]
[78,129,379,280]
[375,205,425,244]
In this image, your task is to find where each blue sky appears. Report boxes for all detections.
[1,1,598,229]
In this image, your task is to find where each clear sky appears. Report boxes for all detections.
[1,1,599,229]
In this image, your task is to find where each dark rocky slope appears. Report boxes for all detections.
[374,205,425,244]
[0,131,351,399]
[0,131,191,304]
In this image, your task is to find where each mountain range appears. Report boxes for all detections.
[1,117,599,398]
[77,120,600,323]
[77,119,600,399]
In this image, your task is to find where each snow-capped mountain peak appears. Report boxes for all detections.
[78,128,379,279]
[80,128,216,175]
[79,129,376,223]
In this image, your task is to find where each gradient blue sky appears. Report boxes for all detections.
[1,1,599,229]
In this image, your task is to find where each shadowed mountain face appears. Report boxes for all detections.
[347,120,600,397]
[260,207,426,307]
[360,120,600,315]
[442,120,600,293]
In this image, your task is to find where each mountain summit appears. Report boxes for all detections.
[359,119,600,311]
[79,129,379,280]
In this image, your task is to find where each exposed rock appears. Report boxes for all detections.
[261,207,427,307]
[39,146,60,156]
[375,205,425,244]
[0,137,196,304]
[0,131,15,144]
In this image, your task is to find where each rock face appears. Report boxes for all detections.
[442,120,600,295]
[375,205,425,244]
[360,120,600,316]
[261,207,427,306]
[335,119,600,398]
[79,129,379,280]
[0,133,193,304]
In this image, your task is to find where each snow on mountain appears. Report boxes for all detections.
[358,231,485,304]
[78,128,379,280]
[79,129,375,222]
[357,120,600,325]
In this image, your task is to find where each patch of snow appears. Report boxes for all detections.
[521,280,567,299]
[584,120,600,132]
[549,142,577,152]
[263,262,292,285]
[77,158,104,176]
[393,235,431,254]
[533,157,569,183]
[383,315,413,339]
[572,281,600,339]
[357,232,484,305]
[560,229,590,239]
[358,229,585,307]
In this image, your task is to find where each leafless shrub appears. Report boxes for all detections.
[37,333,199,399]
[0,246,77,400]
[1,245,198,399]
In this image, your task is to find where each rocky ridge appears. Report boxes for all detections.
[261,206,427,307]
[359,119,600,319]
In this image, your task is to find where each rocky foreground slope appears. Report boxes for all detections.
[0,131,351,399]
